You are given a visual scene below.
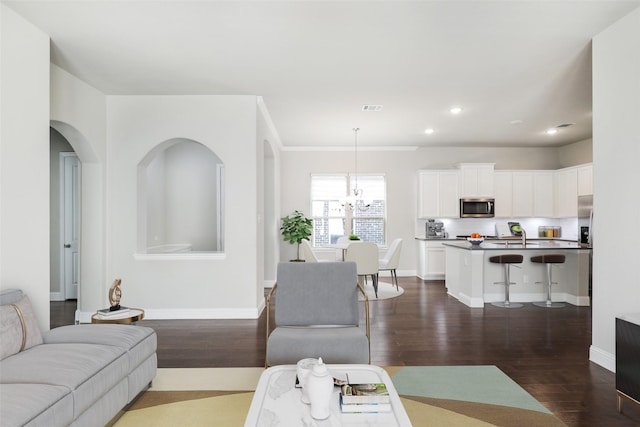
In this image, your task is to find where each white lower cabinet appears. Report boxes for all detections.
[417,240,446,280]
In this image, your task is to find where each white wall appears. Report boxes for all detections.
[558,138,593,167]
[51,68,268,319]
[0,5,51,330]
[107,95,261,318]
[590,7,640,372]
[256,98,281,294]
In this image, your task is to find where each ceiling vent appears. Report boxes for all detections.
[362,105,383,112]
[556,123,574,128]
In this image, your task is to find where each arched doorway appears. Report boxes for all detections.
[49,120,101,320]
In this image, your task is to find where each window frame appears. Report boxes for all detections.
[310,173,387,247]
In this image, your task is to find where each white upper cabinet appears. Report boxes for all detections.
[533,172,554,217]
[417,170,459,218]
[577,164,593,196]
[416,163,591,219]
[555,167,578,217]
[439,171,460,217]
[458,163,494,197]
[493,171,513,217]
[512,172,534,217]
[493,170,554,218]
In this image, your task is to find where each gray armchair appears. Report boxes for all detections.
[265,262,370,367]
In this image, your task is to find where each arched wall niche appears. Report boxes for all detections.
[137,138,225,254]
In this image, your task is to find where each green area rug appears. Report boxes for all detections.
[114,366,566,427]
[389,365,550,413]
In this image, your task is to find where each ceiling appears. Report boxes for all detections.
[4,1,639,149]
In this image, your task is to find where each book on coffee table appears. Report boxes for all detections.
[340,383,390,404]
[96,307,130,317]
[339,394,392,413]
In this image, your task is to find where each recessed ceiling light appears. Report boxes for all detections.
[510,119,523,125]
[425,128,435,135]
[449,106,463,114]
[546,128,558,135]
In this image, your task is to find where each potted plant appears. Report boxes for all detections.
[348,234,360,240]
[280,210,313,261]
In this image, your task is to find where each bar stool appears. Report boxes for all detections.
[489,254,524,308]
[531,254,566,308]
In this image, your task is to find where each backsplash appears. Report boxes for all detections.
[416,217,579,241]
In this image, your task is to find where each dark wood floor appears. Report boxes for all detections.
[52,277,640,426]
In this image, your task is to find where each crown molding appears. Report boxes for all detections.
[281,145,419,152]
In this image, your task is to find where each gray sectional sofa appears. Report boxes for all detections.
[0,289,157,427]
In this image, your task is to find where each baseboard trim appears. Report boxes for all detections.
[50,292,64,301]
[457,292,484,308]
[263,279,275,289]
[589,345,615,372]
[417,273,444,280]
[378,269,416,278]
[77,305,265,323]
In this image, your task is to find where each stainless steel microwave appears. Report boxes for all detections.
[460,198,495,218]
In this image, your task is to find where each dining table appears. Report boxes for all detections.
[328,240,374,261]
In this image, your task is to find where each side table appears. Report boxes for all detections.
[91,308,145,324]
[245,364,411,426]
[616,313,640,412]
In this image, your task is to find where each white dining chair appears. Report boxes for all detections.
[379,238,402,291]
[301,239,321,263]
[335,236,351,260]
[345,242,379,298]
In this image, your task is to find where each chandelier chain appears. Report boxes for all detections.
[353,127,359,195]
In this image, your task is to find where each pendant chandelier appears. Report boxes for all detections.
[341,127,370,210]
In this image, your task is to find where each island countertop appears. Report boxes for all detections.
[444,240,591,308]
[442,240,588,251]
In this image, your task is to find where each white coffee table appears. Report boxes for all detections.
[245,364,411,426]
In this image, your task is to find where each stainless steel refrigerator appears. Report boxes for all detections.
[578,195,593,247]
[578,195,593,301]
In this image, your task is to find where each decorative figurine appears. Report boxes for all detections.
[108,279,122,311]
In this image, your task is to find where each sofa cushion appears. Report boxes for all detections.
[0,288,24,305]
[1,304,24,360]
[44,324,157,372]
[1,295,43,360]
[266,326,370,365]
[0,343,129,419]
[0,383,74,427]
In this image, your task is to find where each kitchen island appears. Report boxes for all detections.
[444,240,591,308]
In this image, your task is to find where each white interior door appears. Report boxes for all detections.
[61,153,80,299]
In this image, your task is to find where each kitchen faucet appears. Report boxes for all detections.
[521,228,527,247]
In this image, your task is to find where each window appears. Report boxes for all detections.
[311,174,386,247]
